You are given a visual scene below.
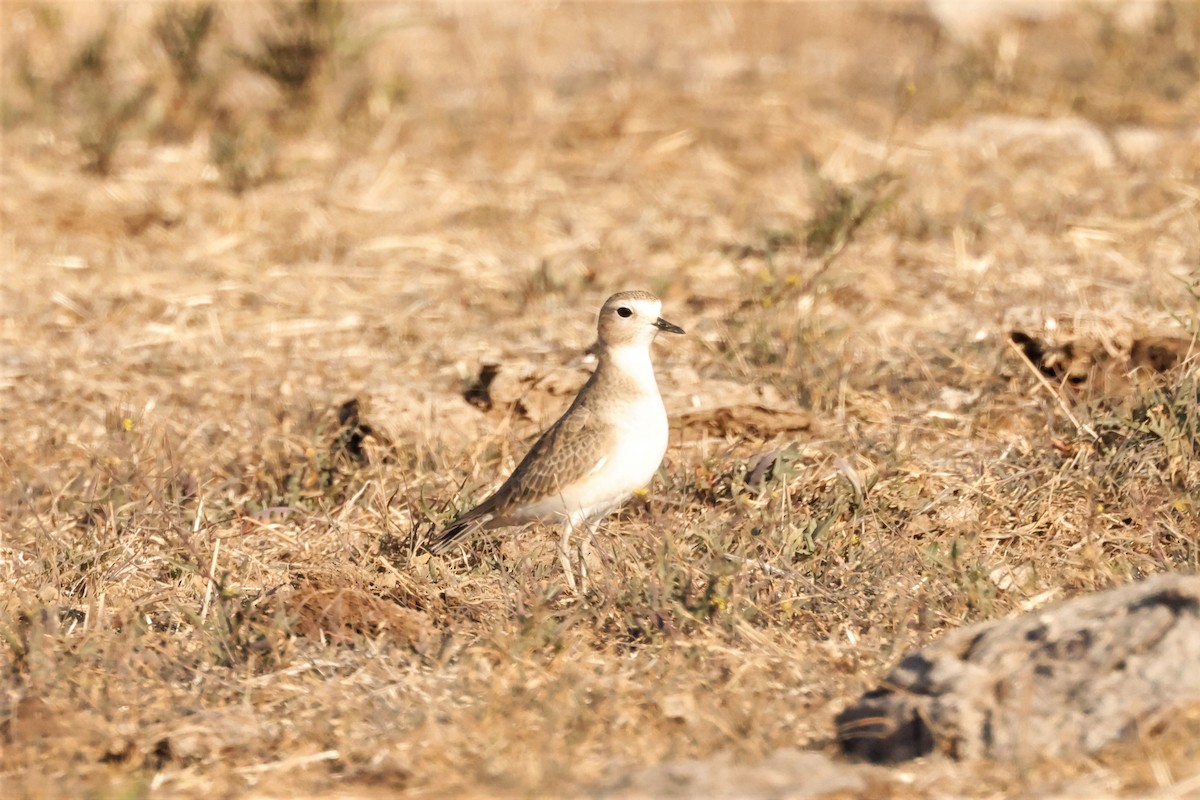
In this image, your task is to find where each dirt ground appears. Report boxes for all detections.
[2,2,1199,797]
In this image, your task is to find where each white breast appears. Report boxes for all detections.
[569,393,667,519]
[525,341,671,524]
[608,394,669,486]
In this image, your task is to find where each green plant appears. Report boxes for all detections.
[241,0,345,106]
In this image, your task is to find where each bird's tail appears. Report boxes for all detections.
[426,520,469,555]
[425,511,492,555]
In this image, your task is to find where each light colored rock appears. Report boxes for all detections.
[927,0,1163,43]
[1112,126,1165,163]
[594,749,871,799]
[837,573,1200,763]
[924,114,1115,169]
[926,0,1063,44]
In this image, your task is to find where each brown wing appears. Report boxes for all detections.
[427,399,615,553]
[486,402,614,514]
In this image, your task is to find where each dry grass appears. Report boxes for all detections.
[2,2,1199,797]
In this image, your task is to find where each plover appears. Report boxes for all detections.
[428,290,684,590]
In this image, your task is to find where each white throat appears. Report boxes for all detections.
[603,342,661,396]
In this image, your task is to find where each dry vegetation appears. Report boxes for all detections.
[2,2,1200,797]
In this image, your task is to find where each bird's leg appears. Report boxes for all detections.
[559,517,578,593]
[578,518,601,594]
[578,533,590,594]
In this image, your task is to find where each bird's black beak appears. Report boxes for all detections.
[654,317,685,335]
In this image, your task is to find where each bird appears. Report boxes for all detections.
[427,290,685,591]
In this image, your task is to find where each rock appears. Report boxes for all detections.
[593,749,871,800]
[925,0,1064,44]
[837,573,1200,763]
[925,114,1115,169]
[926,0,1163,44]
[1112,126,1165,164]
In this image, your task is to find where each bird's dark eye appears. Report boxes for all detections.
[617,307,632,318]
